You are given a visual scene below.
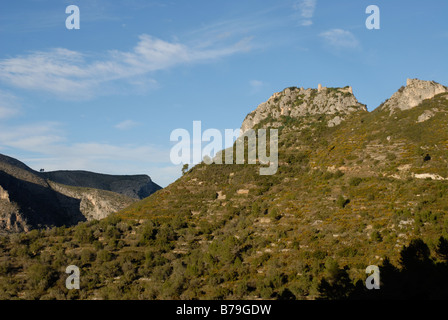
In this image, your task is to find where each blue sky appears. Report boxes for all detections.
[0,0,447,187]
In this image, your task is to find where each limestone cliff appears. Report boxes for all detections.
[380,78,448,114]
[241,85,367,134]
[48,181,136,221]
[0,153,159,234]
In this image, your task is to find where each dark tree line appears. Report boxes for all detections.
[318,237,448,300]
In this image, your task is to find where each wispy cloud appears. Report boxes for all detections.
[249,80,264,94]
[0,34,252,99]
[0,90,21,119]
[0,120,175,185]
[115,120,140,130]
[0,122,64,153]
[0,123,169,163]
[319,29,360,49]
[294,0,317,26]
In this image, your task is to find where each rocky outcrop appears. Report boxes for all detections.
[380,79,448,114]
[241,85,367,133]
[40,171,161,200]
[0,153,161,233]
[0,185,9,201]
[0,185,28,234]
[328,116,344,128]
[0,209,29,234]
[0,169,86,232]
[48,181,136,221]
[417,109,436,123]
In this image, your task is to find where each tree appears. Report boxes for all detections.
[318,259,355,299]
[27,264,57,291]
[182,164,189,175]
[436,236,448,262]
[139,221,158,246]
[399,238,431,271]
[336,195,349,208]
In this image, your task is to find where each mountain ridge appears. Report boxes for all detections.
[0,153,161,233]
[2,78,448,300]
[241,84,367,134]
[40,170,161,200]
[379,78,448,114]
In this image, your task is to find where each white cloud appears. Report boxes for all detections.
[115,120,140,130]
[250,80,263,89]
[0,121,175,185]
[0,122,64,153]
[0,106,18,120]
[0,90,21,119]
[0,34,252,99]
[319,29,360,49]
[294,0,317,26]
[249,80,264,94]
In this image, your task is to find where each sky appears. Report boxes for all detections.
[0,0,447,187]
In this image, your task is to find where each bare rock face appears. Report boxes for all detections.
[0,185,26,234]
[48,181,136,221]
[0,185,9,201]
[328,116,344,128]
[417,109,436,123]
[40,171,161,200]
[380,79,448,114]
[241,85,367,134]
[0,153,160,233]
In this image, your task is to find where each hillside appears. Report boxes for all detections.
[0,154,161,234]
[1,79,448,300]
[40,171,161,200]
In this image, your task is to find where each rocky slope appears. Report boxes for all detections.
[41,171,161,200]
[380,78,448,114]
[241,85,367,133]
[0,154,161,234]
[112,78,448,298]
[2,79,448,300]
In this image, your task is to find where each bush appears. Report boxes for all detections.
[27,264,57,290]
[0,260,12,275]
[336,195,350,208]
[139,221,158,246]
[371,231,383,242]
[269,208,281,221]
[386,153,397,161]
[74,225,95,244]
[349,177,363,187]
[97,250,114,263]
[80,249,96,265]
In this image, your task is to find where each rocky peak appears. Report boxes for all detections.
[380,78,448,114]
[241,84,367,134]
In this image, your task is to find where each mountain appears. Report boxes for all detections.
[380,78,448,114]
[0,153,161,234]
[1,79,448,300]
[241,84,367,133]
[40,170,161,200]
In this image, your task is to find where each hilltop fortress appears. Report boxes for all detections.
[318,83,353,95]
[241,83,366,134]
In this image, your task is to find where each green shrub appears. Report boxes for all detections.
[97,249,114,263]
[371,230,383,242]
[349,177,363,187]
[27,264,57,290]
[336,195,350,208]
